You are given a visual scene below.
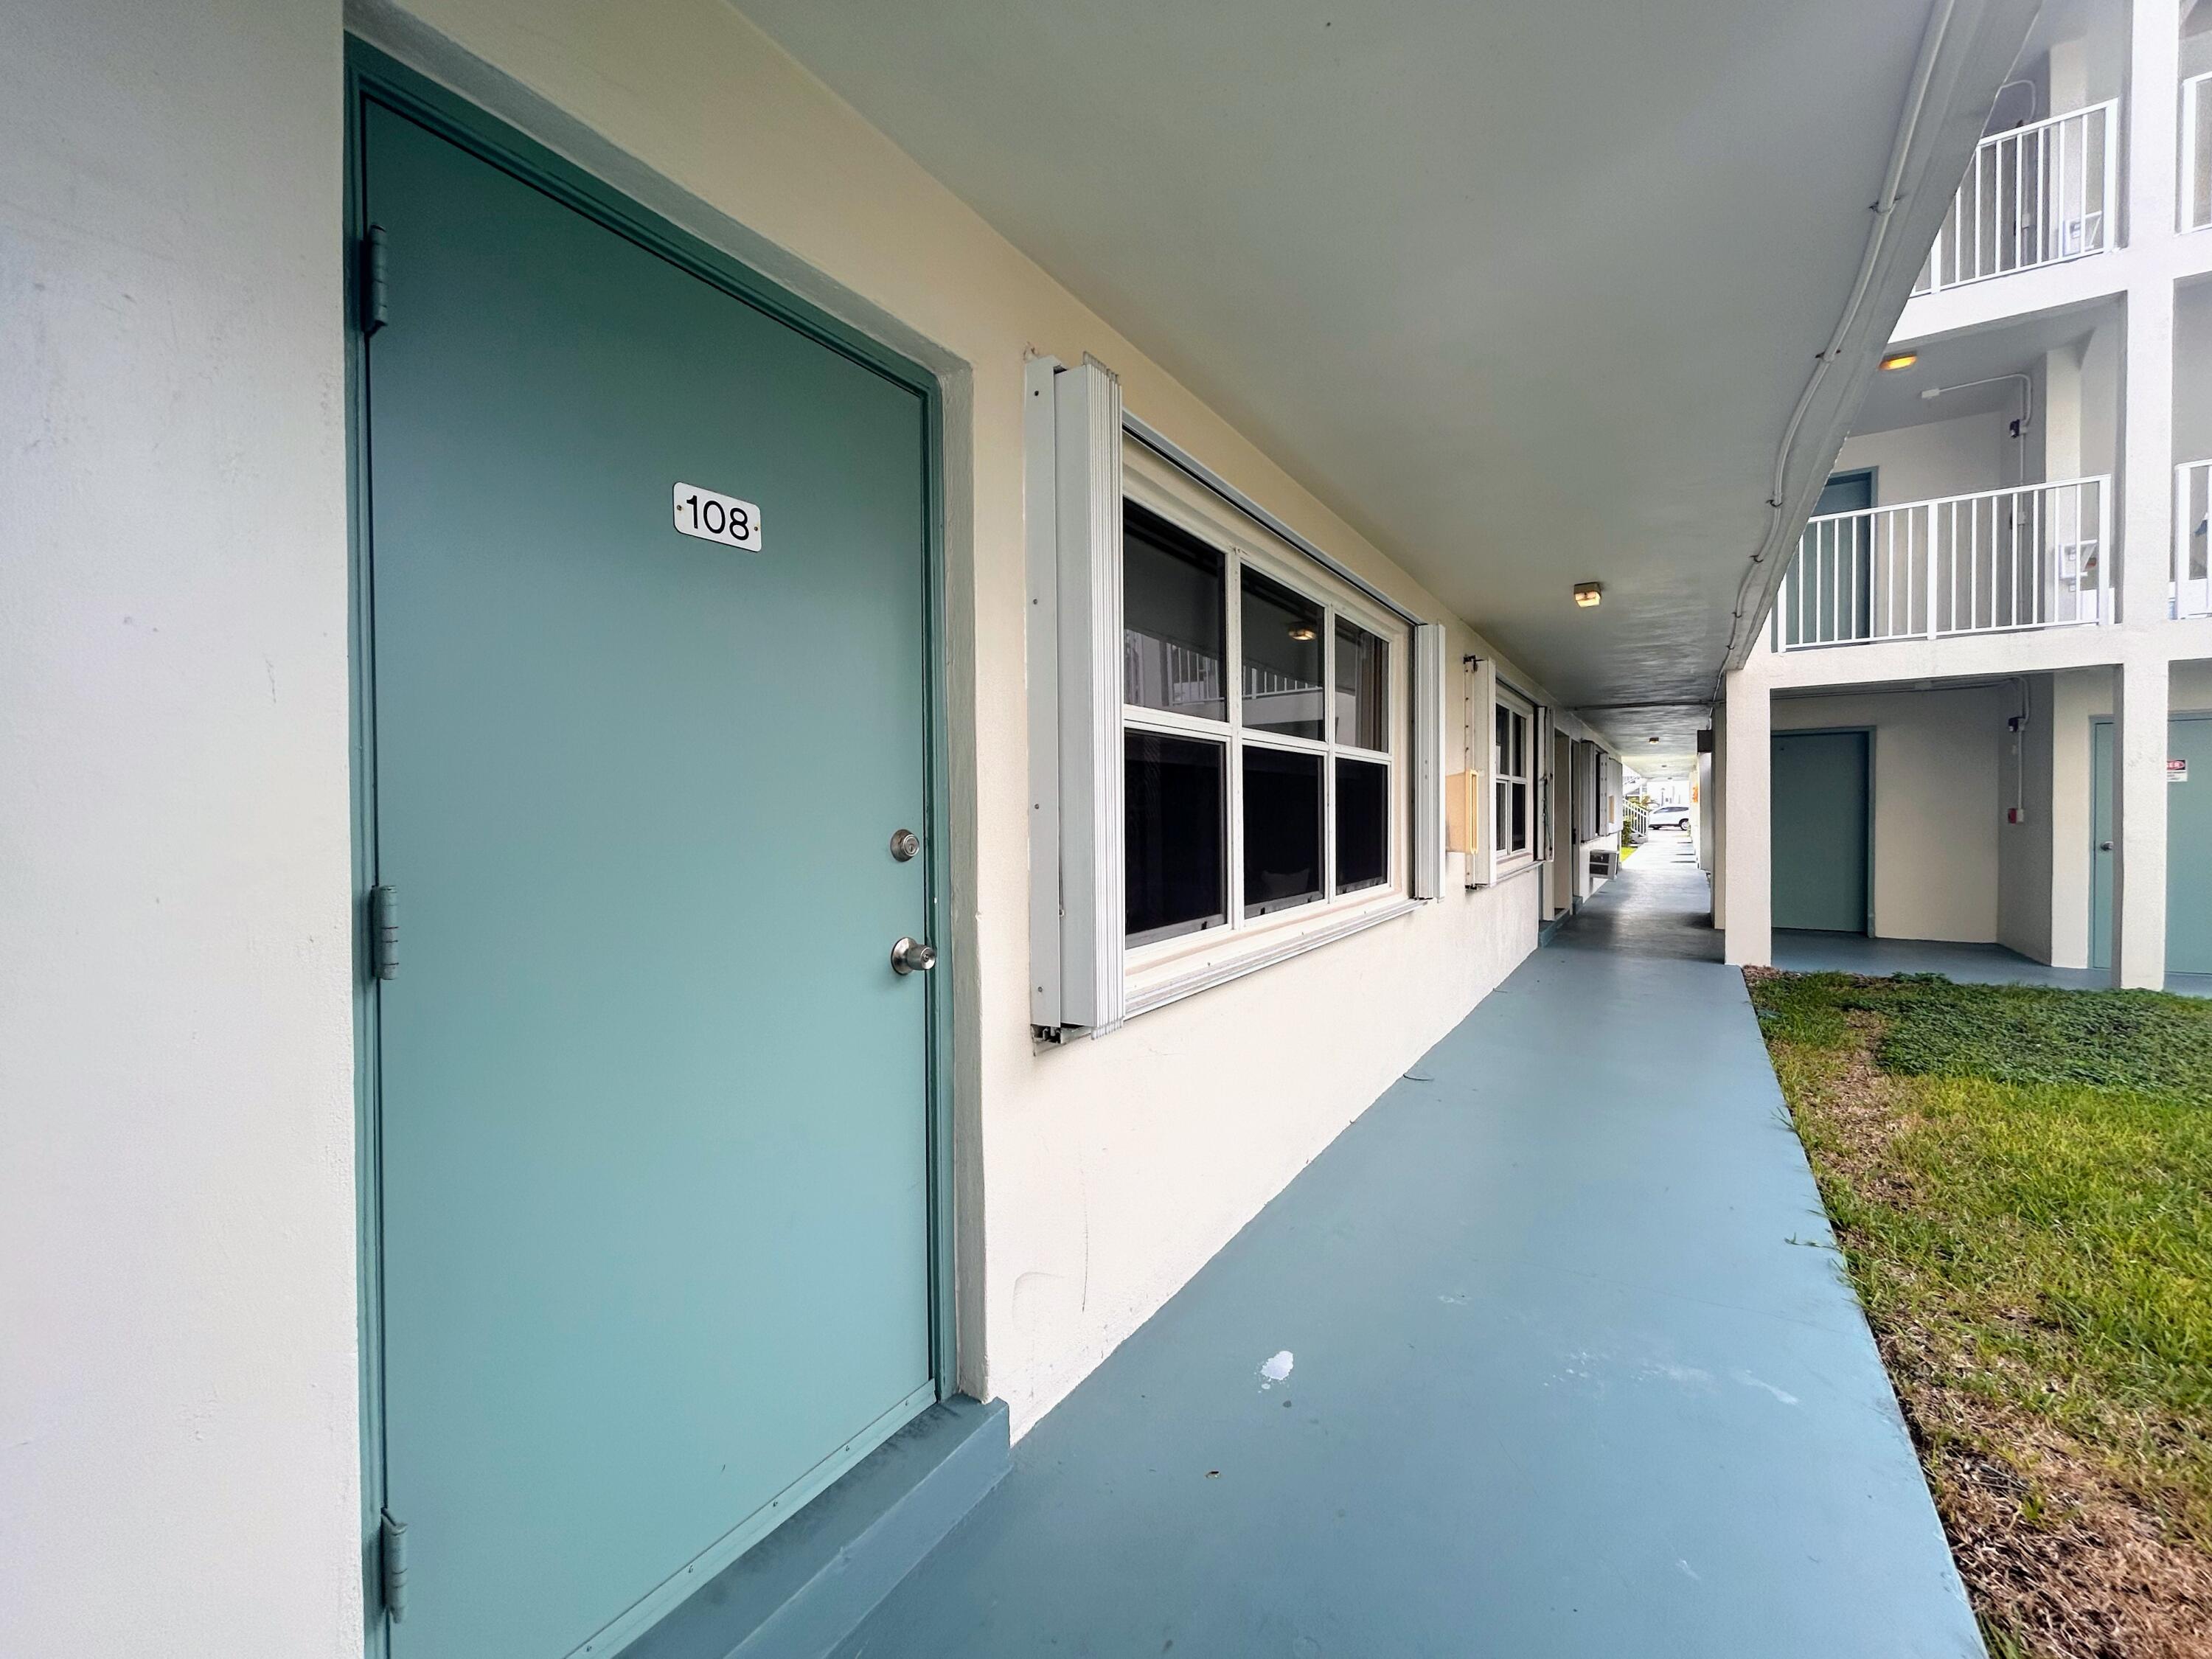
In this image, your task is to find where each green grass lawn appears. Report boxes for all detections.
[1747,972,2212,1659]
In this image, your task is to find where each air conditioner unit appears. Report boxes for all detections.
[1588,849,1618,880]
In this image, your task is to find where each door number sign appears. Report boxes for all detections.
[672,482,763,552]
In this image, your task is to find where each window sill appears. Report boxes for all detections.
[1482,857,1544,886]
[1124,890,1425,1020]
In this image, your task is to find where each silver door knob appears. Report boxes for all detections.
[891,936,936,975]
[889,828,921,862]
[2099,841,2114,852]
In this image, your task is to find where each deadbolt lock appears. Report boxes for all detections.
[889,828,921,862]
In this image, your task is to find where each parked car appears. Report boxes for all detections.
[1646,804,1691,831]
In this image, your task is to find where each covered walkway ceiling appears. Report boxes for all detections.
[734,0,2037,766]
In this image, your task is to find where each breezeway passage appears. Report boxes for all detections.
[825,838,1981,1657]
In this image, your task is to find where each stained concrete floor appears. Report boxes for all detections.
[835,839,1983,1658]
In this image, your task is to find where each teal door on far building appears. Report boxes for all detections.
[2093,714,2212,974]
[361,91,937,1659]
[1770,729,1871,933]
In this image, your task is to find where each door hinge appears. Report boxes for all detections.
[361,224,390,336]
[378,1508,410,1623]
[369,884,400,981]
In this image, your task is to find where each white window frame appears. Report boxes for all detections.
[1492,686,1535,870]
[1026,353,1440,1036]
[1119,443,1411,1007]
[1533,702,1555,865]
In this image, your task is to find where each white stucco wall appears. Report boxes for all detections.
[0,3,364,1656]
[1772,685,2011,942]
[2079,316,2122,482]
[1998,673,2057,961]
[1695,751,1714,872]
[1834,408,2019,501]
[2173,277,2212,464]
[2,4,1629,1650]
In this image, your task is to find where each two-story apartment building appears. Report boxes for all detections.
[1717,0,2212,990]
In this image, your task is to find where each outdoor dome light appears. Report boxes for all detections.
[1573,582,1602,608]
[1880,351,1919,370]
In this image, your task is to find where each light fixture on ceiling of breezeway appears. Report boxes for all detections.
[1573,582,1602,609]
[1648,736,1659,742]
[1881,351,1918,371]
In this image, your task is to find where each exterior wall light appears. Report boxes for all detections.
[1573,582,1602,608]
[1879,351,1919,370]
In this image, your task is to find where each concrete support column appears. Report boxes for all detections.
[2121,289,2177,625]
[2112,656,2170,987]
[2126,0,2181,243]
[2120,0,2180,625]
[1721,672,1771,967]
[2048,671,2098,968]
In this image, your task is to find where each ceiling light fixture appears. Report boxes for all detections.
[1573,582,1602,608]
[1880,351,1918,371]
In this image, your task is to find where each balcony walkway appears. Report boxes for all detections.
[831,838,1983,1658]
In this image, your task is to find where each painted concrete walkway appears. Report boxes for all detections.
[1771,926,2212,1000]
[835,841,1982,1658]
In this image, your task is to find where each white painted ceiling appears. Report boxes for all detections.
[735,0,2034,764]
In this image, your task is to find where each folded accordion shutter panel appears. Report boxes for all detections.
[1411,623,1446,900]
[1026,355,1126,1037]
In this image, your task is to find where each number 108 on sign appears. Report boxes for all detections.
[672,482,763,552]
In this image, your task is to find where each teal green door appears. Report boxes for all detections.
[2173,719,2212,973]
[2093,715,2212,974]
[363,101,935,1659]
[1770,730,1870,933]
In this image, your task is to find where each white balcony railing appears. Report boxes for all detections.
[1911,102,2117,293]
[2175,461,2212,617]
[2185,74,2212,232]
[1772,476,2112,651]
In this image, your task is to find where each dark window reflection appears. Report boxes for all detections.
[1123,504,1226,721]
[1240,568,1324,739]
[1242,746,1324,914]
[1336,758,1388,891]
[1335,621,1387,751]
[1125,731,1226,942]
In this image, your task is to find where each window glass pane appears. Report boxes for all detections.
[1335,757,1388,891]
[1123,503,1226,721]
[1495,704,1509,766]
[1242,745,1324,913]
[1334,620,1387,751]
[1125,731,1226,942]
[1512,782,1529,852]
[1495,779,1512,855]
[1240,568,1324,739]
